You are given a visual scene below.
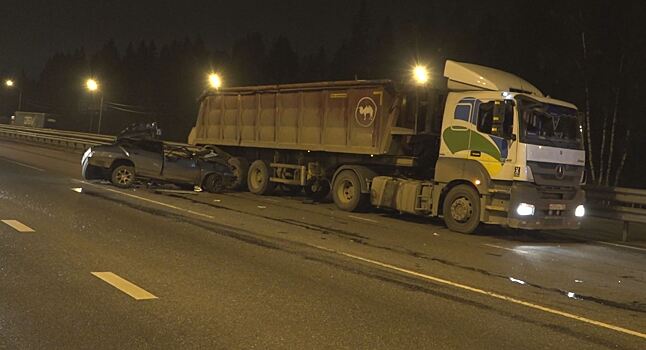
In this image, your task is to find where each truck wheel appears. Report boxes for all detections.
[227,157,249,191]
[111,165,135,188]
[305,180,330,201]
[247,160,276,195]
[203,173,225,193]
[332,170,367,211]
[443,184,481,234]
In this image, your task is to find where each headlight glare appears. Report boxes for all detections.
[516,203,535,216]
[575,205,585,217]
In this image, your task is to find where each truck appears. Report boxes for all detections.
[188,60,586,233]
[12,111,57,128]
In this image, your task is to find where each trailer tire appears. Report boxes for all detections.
[227,157,249,191]
[443,184,480,234]
[332,170,367,211]
[247,160,276,195]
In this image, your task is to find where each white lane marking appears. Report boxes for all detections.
[348,215,379,223]
[74,179,646,339]
[484,243,529,254]
[595,241,646,253]
[0,158,45,172]
[91,272,157,300]
[75,180,215,220]
[1,219,35,232]
[311,245,646,341]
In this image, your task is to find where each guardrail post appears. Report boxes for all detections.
[621,221,629,242]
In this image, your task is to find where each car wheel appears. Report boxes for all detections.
[247,160,276,195]
[443,184,481,234]
[227,157,249,191]
[111,165,135,188]
[332,170,367,211]
[203,173,225,193]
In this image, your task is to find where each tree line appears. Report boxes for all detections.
[1,0,644,188]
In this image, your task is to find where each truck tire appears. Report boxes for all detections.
[305,180,330,201]
[443,184,481,234]
[227,157,249,191]
[247,160,276,195]
[111,165,135,188]
[332,170,367,211]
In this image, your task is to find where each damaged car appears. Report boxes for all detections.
[81,123,234,192]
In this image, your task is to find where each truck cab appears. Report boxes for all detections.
[433,61,585,231]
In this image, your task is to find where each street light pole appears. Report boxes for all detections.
[97,94,104,134]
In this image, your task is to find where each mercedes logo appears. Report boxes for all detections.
[555,165,565,179]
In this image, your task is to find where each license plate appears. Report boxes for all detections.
[549,204,566,210]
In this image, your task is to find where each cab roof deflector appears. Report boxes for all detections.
[443,60,544,97]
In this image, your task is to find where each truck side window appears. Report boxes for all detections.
[477,101,513,138]
[477,102,495,134]
[454,104,471,122]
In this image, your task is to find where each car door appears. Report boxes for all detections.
[470,100,515,179]
[125,139,164,178]
[162,147,201,184]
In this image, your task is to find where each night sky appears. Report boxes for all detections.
[0,0,430,76]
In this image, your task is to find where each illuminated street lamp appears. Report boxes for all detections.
[412,65,430,85]
[85,78,104,133]
[4,79,23,111]
[208,73,222,89]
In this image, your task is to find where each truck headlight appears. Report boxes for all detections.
[516,203,535,216]
[575,205,585,217]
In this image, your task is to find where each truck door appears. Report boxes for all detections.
[470,100,515,178]
[127,139,164,178]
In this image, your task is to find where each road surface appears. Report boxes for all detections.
[0,139,644,349]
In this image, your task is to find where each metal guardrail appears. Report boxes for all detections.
[585,185,646,241]
[0,124,114,150]
[1,123,645,241]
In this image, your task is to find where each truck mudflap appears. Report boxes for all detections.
[504,182,585,230]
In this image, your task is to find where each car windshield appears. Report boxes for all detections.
[516,96,583,150]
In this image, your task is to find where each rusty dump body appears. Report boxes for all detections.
[191,80,438,166]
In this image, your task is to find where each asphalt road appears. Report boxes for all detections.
[0,139,645,349]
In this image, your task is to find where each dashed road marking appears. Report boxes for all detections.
[348,215,379,223]
[0,157,45,172]
[75,179,646,340]
[1,219,35,232]
[91,272,158,300]
[312,245,646,341]
[484,243,529,254]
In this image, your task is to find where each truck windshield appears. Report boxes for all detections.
[516,96,583,150]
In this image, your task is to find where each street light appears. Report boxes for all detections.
[412,65,430,85]
[4,79,22,111]
[208,73,222,89]
[85,78,104,133]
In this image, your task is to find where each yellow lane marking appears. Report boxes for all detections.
[348,215,379,223]
[76,179,646,340]
[312,245,646,341]
[1,219,35,232]
[484,243,529,254]
[0,157,45,172]
[91,272,158,300]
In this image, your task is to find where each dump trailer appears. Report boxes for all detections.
[189,60,586,233]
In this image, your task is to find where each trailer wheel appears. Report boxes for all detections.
[443,184,481,234]
[247,160,276,195]
[111,165,135,188]
[227,157,249,191]
[332,170,367,211]
[305,180,330,201]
